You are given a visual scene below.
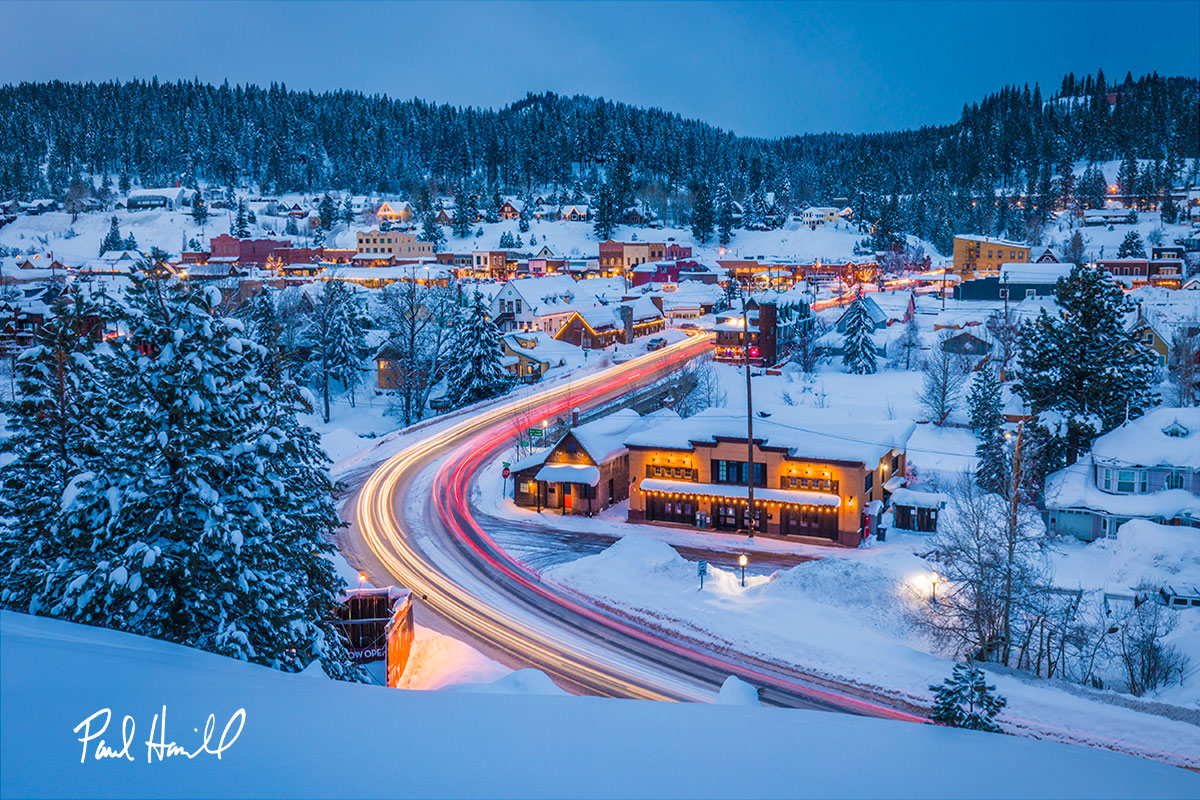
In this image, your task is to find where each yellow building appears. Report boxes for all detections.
[375,201,413,224]
[952,235,1030,277]
[356,230,435,259]
[624,410,913,546]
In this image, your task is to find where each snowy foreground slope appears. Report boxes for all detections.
[3,612,1198,799]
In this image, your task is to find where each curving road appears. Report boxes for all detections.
[347,335,929,719]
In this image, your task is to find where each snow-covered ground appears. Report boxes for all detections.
[4,610,1198,800]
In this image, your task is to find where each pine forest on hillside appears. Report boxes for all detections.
[1,70,1197,253]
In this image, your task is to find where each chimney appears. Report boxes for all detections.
[571,407,581,426]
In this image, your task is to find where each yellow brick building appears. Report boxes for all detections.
[952,235,1031,277]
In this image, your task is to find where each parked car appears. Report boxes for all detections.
[646,337,667,351]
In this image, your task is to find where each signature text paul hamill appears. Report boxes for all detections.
[74,706,246,764]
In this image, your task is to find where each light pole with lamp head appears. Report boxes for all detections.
[930,573,940,603]
[739,554,748,587]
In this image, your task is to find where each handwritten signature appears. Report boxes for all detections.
[73,706,245,764]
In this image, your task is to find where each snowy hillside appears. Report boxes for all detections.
[3,611,1198,800]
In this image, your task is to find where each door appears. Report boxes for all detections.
[563,483,572,511]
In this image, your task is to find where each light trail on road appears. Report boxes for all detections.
[353,334,929,720]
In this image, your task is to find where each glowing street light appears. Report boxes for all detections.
[358,572,367,586]
[930,573,940,603]
[739,554,748,587]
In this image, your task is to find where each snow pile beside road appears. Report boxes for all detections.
[446,668,567,696]
[716,675,761,706]
[5,610,1198,799]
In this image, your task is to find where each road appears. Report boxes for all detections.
[346,334,929,718]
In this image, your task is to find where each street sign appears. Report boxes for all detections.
[502,461,511,468]
[502,466,511,478]
[529,427,544,439]
[698,560,708,590]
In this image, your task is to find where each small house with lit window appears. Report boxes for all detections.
[512,408,679,516]
[1046,408,1200,541]
[624,408,914,546]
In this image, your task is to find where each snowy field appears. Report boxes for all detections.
[4,610,1198,800]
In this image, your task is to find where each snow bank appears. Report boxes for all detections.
[716,675,761,706]
[4,611,1198,799]
[1109,519,1200,589]
[446,668,567,696]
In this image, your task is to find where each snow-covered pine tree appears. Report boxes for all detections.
[123,232,138,251]
[841,294,878,374]
[968,365,1009,495]
[929,662,1007,732]
[691,182,714,244]
[897,305,921,370]
[1117,230,1146,258]
[1015,264,1158,470]
[447,291,511,409]
[285,215,299,236]
[419,210,445,251]
[499,230,515,249]
[234,199,250,237]
[191,193,208,227]
[318,194,335,231]
[328,286,365,408]
[592,184,616,241]
[716,183,734,245]
[0,290,109,612]
[518,194,531,233]
[452,185,473,239]
[99,216,124,255]
[40,269,356,678]
[304,279,360,423]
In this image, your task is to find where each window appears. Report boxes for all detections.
[998,288,1008,299]
[864,472,874,493]
[1101,468,1112,491]
[1166,471,1184,490]
[1140,471,1148,493]
[1117,470,1136,493]
[1025,289,1036,299]
[891,454,900,473]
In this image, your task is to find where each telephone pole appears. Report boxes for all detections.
[742,288,756,540]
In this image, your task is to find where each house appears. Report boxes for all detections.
[833,295,888,333]
[939,330,992,357]
[624,408,914,545]
[375,201,414,224]
[1082,208,1136,226]
[472,250,513,280]
[954,262,1074,301]
[500,330,581,382]
[714,299,780,366]
[1045,408,1200,541]
[889,488,949,533]
[1032,247,1062,263]
[498,198,523,220]
[434,207,455,225]
[598,240,667,277]
[356,230,435,260]
[951,235,1030,277]
[19,198,58,215]
[560,205,590,222]
[1127,292,1200,375]
[1096,258,1184,289]
[553,296,666,349]
[512,408,679,515]
[126,186,196,211]
[490,275,594,334]
[800,207,840,229]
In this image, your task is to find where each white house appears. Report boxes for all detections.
[800,207,840,229]
[491,275,599,335]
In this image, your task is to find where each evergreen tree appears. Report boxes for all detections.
[716,183,735,246]
[14,270,356,678]
[118,173,131,194]
[1161,196,1179,224]
[1117,154,1139,197]
[1064,230,1087,265]
[452,185,474,239]
[99,215,124,255]
[1117,230,1146,258]
[447,291,511,408]
[897,305,921,369]
[841,294,878,374]
[305,280,362,423]
[285,215,299,236]
[233,199,250,237]
[0,291,109,613]
[1015,265,1158,469]
[518,195,531,233]
[123,232,138,251]
[341,196,355,225]
[191,192,208,227]
[968,366,1009,495]
[499,230,515,249]
[419,210,445,251]
[690,183,714,245]
[929,663,1007,733]
[593,184,617,241]
[318,193,335,231]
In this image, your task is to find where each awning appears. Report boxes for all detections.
[535,464,601,487]
[638,478,841,508]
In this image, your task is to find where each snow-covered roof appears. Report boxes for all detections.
[625,407,914,466]
[890,488,949,509]
[1091,407,1200,470]
[955,234,1026,247]
[500,275,598,316]
[999,263,1073,284]
[1046,460,1200,521]
[535,464,600,487]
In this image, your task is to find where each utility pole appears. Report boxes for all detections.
[1002,419,1024,666]
[742,287,755,540]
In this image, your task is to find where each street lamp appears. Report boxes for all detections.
[739,554,748,587]
[930,573,940,603]
[358,572,367,587]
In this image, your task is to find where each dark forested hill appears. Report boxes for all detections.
[1,70,1195,251]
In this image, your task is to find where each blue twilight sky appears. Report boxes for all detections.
[2,0,1197,138]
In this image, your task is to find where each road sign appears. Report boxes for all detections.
[698,561,708,576]
[528,427,544,439]
[502,461,511,468]
[502,466,511,478]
